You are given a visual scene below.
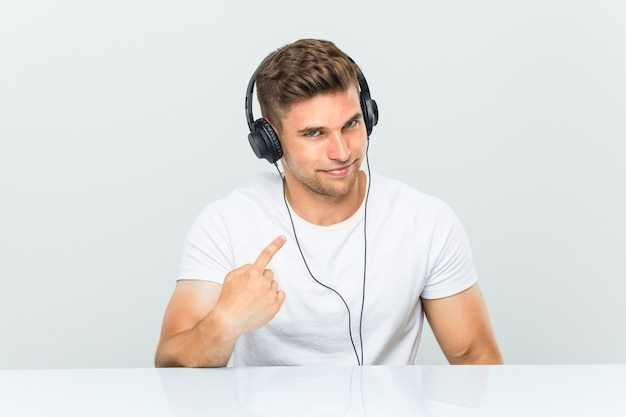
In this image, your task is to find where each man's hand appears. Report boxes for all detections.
[212,235,287,338]
[155,235,288,367]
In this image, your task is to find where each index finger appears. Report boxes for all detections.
[253,235,286,269]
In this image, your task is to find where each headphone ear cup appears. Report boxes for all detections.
[360,95,379,137]
[248,118,283,163]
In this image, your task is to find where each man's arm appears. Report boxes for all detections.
[155,280,233,367]
[422,283,503,364]
[155,236,287,368]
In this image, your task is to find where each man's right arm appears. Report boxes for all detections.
[155,280,235,367]
[154,235,287,368]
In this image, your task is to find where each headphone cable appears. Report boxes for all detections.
[274,144,370,365]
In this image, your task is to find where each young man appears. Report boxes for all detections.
[155,39,502,367]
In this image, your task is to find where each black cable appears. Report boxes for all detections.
[274,147,370,365]
[359,140,371,364]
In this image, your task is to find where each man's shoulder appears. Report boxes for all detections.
[197,171,282,217]
[246,170,283,189]
[370,172,448,209]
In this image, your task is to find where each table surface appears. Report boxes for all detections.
[1,364,625,416]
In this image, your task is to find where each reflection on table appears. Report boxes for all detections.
[160,365,489,417]
[1,365,625,416]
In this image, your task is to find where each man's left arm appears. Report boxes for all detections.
[422,283,503,364]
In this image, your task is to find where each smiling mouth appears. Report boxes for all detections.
[322,162,354,177]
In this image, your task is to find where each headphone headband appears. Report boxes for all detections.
[244,56,269,133]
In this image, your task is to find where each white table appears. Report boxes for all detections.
[1,365,625,416]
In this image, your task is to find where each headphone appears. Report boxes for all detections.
[245,55,379,164]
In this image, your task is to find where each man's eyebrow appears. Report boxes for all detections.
[345,112,363,123]
[296,112,362,134]
[297,125,324,134]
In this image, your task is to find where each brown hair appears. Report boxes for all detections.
[256,39,360,133]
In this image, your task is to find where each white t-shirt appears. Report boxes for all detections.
[177,171,477,366]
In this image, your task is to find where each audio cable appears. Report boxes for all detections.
[273,142,371,365]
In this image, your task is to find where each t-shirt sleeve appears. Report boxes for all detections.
[420,200,478,299]
[176,204,234,284]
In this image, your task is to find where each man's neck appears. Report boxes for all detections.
[283,171,367,226]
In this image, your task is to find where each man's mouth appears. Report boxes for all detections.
[322,162,354,177]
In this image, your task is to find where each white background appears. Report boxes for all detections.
[1,0,624,368]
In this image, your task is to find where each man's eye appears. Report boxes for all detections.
[305,130,320,137]
[344,120,357,129]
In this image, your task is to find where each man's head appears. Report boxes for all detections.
[256,39,361,135]
[246,38,378,206]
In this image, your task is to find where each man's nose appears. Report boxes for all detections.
[327,131,350,161]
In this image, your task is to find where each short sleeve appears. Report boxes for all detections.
[420,201,478,299]
[176,203,234,284]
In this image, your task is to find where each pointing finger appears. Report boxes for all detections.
[253,235,286,270]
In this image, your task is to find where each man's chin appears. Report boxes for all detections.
[312,171,361,197]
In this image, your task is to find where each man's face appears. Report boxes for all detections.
[277,87,367,199]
